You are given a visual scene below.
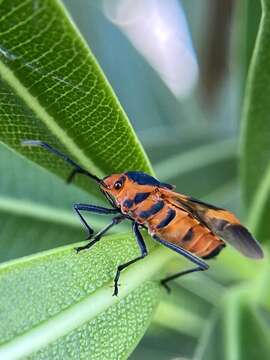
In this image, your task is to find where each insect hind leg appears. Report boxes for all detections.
[153,235,209,293]
[160,265,207,293]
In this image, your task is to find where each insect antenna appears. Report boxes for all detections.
[21,140,103,184]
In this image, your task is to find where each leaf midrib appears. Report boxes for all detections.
[0,245,174,359]
[0,59,104,178]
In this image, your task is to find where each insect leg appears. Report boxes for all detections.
[75,214,125,252]
[160,266,207,293]
[113,222,148,296]
[153,235,209,292]
[66,168,85,184]
[22,140,100,183]
[73,203,119,239]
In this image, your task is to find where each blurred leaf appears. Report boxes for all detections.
[199,1,233,106]
[240,0,261,80]
[0,0,153,198]
[154,139,237,202]
[193,310,222,360]
[202,179,240,211]
[240,304,270,360]
[213,247,265,284]
[155,138,236,181]
[0,235,174,359]
[131,327,196,360]
[193,274,270,360]
[241,0,270,240]
[132,247,268,359]
[153,301,204,337]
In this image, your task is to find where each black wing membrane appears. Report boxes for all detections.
[214,223,264,259]
[162,190,264,259]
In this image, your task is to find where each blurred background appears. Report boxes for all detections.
[0,0,264,358]
[60,1,260,358]
[63,0,247,210]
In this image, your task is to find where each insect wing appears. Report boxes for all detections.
[161,189,264,259]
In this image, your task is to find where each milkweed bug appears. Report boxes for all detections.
[22,141,264,296]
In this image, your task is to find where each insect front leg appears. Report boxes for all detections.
[113,222,148,296]
[75,214,125,252]
[153,235,209,292]
[73,203,119,240]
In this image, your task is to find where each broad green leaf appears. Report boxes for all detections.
[241,0,270,240]
[0,234,174,359]
[0,143,119,262]
[0,0,153,197]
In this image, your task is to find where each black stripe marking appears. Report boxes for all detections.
[126,171,160,186]
[123,192,151,209]
[134,192,151,204]
[157,208,176,229]
[125,171,174,189]
[159,182,175,190]
[123,199,133,209]
[139,201,165,219]
[182,228,194,242]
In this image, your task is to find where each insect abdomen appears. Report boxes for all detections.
[147,205,224,258]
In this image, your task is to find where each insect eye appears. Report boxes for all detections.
[114,181,123,190]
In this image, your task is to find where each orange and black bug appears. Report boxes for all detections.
[23,140,264,296]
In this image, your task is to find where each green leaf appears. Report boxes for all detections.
[0,235,174,359]
[241,0,270,239]
[0,0,153,197]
